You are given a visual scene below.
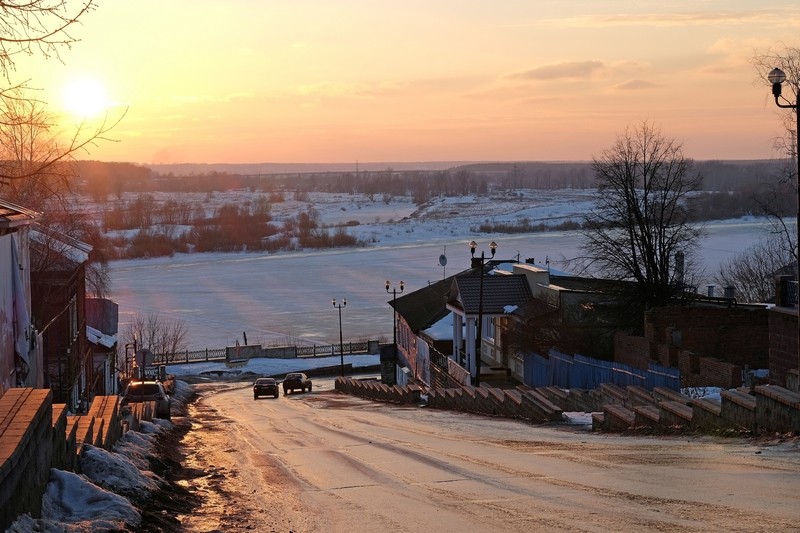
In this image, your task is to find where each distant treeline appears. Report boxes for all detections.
[73,158,795,260]
[75,159,783,196]
[74,158,793,221]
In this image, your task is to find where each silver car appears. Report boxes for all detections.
[122,380,171,419]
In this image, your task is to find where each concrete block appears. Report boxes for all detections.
[603,404,635,431]
[659,400,693,428]
[633,405,660,428]
[754,385,800,434]
[627,386,655,407]
[691,397,725,431]
[599,383,628,406]
[653,387,692,406]
[720,388,757,433]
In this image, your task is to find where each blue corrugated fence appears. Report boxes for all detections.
[523,349,680,391]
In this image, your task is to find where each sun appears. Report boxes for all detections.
[62,77,110,119]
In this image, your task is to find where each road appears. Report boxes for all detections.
[177,378,800,532]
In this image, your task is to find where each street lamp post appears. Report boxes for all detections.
[385,280,404,362]
[469,240,497,387]
[332,298,346,377]
[768,67,800,375]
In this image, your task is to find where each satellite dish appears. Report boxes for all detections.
[438,254,448,267]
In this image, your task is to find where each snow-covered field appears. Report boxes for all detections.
[109,190,780,350]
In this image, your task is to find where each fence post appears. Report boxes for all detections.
[205,349,208,362]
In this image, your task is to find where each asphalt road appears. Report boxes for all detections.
[176,378,800,532]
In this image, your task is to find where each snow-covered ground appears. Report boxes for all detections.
[109,190,780,350]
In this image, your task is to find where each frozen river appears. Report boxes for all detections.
[109,217,777,351]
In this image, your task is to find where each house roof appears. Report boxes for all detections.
[30,225,92,270]
[448,273,533,315]
[390,275,457,332]
[0,199,38,230]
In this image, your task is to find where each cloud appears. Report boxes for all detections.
[296,81,405,98]
[506,60,606,81]
[517,10,800,29]
[613,79,660,90]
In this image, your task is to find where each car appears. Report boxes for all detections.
[283,372,312,394]
[121,380,171,419]
[253,377,279,399]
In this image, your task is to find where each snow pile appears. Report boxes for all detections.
[6,384,189,531]
[80,445,162,500]
[4,469,143,532]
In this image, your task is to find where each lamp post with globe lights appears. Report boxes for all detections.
[332,298,346,377]
[470,240,497,387]
[767,66,800,374]
[385,280,404,363]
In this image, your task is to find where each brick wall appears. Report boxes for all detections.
[615,306,764,389]
[678,352,741,389]
[613,332,651,370]
[768,308,799,387]
[645,306,769,368]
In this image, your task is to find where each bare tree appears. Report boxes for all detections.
[714,235,793,303]
[574,122,704,328]
[0,1,97,79]
[124,312,188,360]
[0,89,112,297]
[752,44,799,272]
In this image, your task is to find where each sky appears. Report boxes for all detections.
[16,1,800,165]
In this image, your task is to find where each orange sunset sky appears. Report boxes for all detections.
[20,1,800,165]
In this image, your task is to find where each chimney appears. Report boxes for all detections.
[675,251,685,288]
[707,284,715,297]
[723,285,735,299]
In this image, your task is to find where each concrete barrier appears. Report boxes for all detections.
[599,383,628,406]
[691,397,724,432]
[603,404,635,431]
[653,387,692,406]
[633,405,660,429]
[754,385,800,433]
[659,401,693,428]
[720,389,757,433]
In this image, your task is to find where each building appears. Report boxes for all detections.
[0,200,39,394]
[29,227,94,412]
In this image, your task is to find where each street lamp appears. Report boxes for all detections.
[332,298,346,377]
[385,280,404,362]
[469,240,497,387]
[768,67,800,375]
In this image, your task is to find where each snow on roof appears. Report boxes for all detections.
[423,311,454,340]
[87,325,117,348]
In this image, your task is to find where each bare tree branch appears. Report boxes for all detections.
[572,121,704,320]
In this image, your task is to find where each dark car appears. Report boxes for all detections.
[122,380,171,419]
[283,372,312,394]
[253,377,279,399]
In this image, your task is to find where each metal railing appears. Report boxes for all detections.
[152,340,378,365]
